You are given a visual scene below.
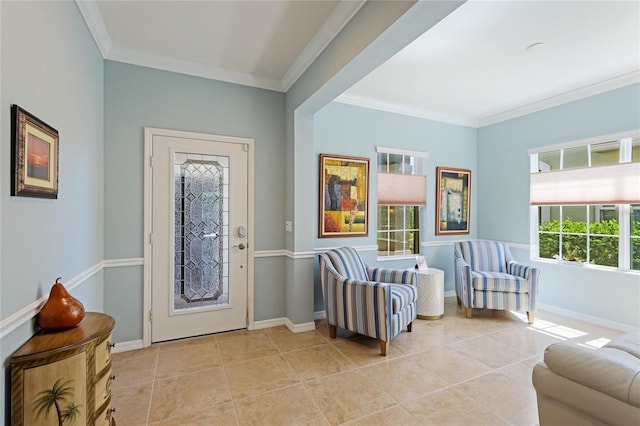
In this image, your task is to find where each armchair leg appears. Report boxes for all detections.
[465,308,473,319]
[379,340,389,356]
[527,312,535,324]
[407,322,413,332]
[328,324,337,338]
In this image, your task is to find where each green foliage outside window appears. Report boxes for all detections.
[539,218,640,269]
[377,206,419,256]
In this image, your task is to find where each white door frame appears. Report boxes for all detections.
[143,127,255,347]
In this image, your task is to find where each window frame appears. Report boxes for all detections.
[529,131,640,272]
[376,147,428,260]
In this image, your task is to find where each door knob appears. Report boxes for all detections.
[233,243,246,250]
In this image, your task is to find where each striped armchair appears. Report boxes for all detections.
[318,247,417,356]
[455,240,540,323]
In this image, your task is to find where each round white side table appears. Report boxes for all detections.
[414,268,445,320]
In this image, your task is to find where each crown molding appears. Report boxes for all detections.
[75,1,639,114]
[76,0,360,92]
[107,45,283,92]
[75,0,112,57]
[281,0,365,91]
[478,71,640,127]
[334,94,480,128]
[337,71,640,129]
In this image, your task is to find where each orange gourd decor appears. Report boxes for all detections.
[37,277,85,330]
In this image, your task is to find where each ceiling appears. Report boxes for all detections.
[78,0,364,91]
[78,0,639,128]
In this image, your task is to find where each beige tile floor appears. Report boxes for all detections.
[111,298,624,425]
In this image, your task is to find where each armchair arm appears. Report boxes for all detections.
[455,256,473,307]
[366,266,416,285]
[320,256,392,341]
[507,261,540,312]
[507,261,538,280]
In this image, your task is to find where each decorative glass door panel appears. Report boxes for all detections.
[173,152,229,312]
[149,130,248,343]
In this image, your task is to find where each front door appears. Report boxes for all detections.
[148,129,250,342]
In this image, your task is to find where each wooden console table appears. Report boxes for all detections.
[10,312,116,425]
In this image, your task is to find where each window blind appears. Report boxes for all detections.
[378,173,426,205]
[530,162,640,205]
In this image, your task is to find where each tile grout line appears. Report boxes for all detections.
[111,305,623,425]
[233,329,330,424]
[217,338,242,426]
[145,349,160,425]
[269,327,406,425]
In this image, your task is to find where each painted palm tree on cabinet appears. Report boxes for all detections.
[33,378,81,425]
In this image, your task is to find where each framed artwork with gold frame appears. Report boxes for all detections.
[435,166,470,235]
[319,154,369,238]
[11,105,59,199]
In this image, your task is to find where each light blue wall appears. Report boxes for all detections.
[0,1,104,422]
[478,84,640,328]
[284,0,464,323]
[1,9,636,425]
[283,0,421,325]
[312,86,640,328]
[314,102,478,248]
[103,61,287,341]
[312,102,477,310]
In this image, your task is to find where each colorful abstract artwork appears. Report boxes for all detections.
[319,154,369,237]
[435,167,471,235]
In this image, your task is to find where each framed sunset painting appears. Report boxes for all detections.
[11,105,59,198]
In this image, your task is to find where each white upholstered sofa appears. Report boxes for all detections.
[532,331,640,425]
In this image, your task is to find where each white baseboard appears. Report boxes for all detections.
[111,318,316,353]
[111,301,637,354]
[251,317,316,333]
[251,317,288,330]
[285,317,316,333]
[538,303,638,333]
[112,339,144,353]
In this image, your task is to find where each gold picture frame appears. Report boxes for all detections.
[11,105,59,199]
[319,154,369,238]
[435,166,470,235]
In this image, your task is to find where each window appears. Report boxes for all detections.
[530,133,640,271]
[631,204,640,270]
[538,205,619,267]
[376,148,427,257]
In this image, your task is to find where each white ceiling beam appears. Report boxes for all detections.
[281,0,365,91]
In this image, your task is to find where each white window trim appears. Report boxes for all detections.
[527,130,638,155]
[376,148,428,260]
[529,131,640,272]
[376,146,429,158]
